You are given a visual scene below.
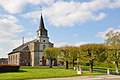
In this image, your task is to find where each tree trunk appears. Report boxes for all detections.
[73,59,75,67]
[89,60,93,72]
[49,60,53,68]
[54,59,57,66]
[115,61,119,74]
[66,61,69,69]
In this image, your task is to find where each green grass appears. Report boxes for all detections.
[0,66,103,80]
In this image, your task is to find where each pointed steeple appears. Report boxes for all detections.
[39,13,45,29]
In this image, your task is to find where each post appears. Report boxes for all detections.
[107,68,110,74]
[77,65,82,74]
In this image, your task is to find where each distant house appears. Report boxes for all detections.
[8,14,54,66]
[0,58,8,64]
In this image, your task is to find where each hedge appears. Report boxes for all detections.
[0,64,20,72]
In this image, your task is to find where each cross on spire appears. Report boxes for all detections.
[40,5,42,14]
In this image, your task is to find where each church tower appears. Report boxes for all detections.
[37,13,48,41]
[36,14,50,47]
[36,13,53,66]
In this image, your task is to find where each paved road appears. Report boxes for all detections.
[31,75,120,80]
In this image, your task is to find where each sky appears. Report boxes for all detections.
[0,0,120,58]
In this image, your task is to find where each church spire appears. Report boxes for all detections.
[39,6,45,29]
[39,13,45,29]
[36,6,48,41]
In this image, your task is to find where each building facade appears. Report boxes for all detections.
[0,58,8,64]
[8,14,54,66]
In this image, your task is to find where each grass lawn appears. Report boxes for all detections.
[0,66,104,80]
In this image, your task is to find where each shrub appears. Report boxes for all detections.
[0,64,20,72]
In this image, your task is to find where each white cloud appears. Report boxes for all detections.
[22,0,120,27]
[0,48,8,58]
[97,27,120,39]
[0,0,25,14]
[23,0,115,27]
[0,15,24,38]
[0,15,24,57]
[0,0,120,14]
[0,0,55,14]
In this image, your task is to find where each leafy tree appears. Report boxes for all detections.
[44,48,59,68]
[105,29,120,74]
[105,30,120,45]
[106,45,120,74]
[68,46,79,67]
[59,46,71,69]
[79,44,107,72]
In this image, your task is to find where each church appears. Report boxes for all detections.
[8,14,54,66]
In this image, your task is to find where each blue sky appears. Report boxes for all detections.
[0,0,120,58]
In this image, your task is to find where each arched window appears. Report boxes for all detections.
[43,45,46,50]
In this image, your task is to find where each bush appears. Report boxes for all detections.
[0,64,20,72]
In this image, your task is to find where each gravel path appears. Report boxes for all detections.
[30,75,120,80]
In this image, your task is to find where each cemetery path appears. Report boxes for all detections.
[30,75,120,80]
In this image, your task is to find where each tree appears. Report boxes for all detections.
[79,44,107,72]
[105,30,120,45]
[68,46,79,67]
[59,46,71,69]
[106,45,120,74]
[105,29,120,74]
[44,48,59,68]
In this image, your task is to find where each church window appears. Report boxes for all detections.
[8,56,10,61]
[11,56,12,61]
[43,45,46,50]
[38,33,39,36]
[11,56,12,64]
[16,55,17,60]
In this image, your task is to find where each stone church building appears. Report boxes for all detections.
[8,14,54,66]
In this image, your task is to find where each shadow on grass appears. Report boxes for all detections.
[0,70,27,74]
[110,72,120,75]
[19,70,27,72]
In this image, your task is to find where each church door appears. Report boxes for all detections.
[42,56,46,66]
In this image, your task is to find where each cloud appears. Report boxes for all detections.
[0,15,24,38]
[0,48,8,58]
[0,0,55,14]
[0,0,25,14]
[0,0,120,14]
[23,0,116,27]
[22,0,120,27]
[0,15,24,57]
[97,27,120,39]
